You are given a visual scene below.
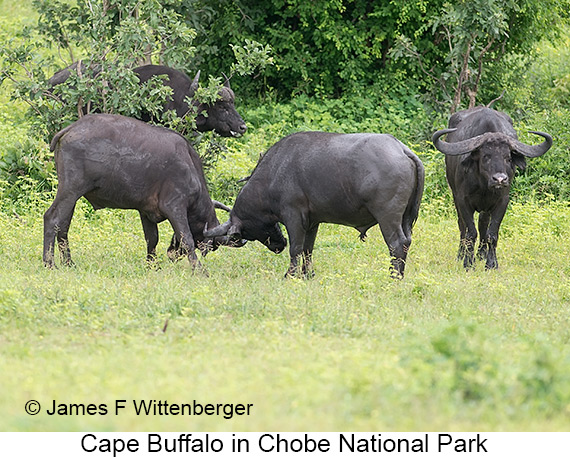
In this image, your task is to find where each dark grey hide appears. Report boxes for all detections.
[205,131,425,278]
[43,114,233,269]
[48,63,247,137]
[432,106,552,270]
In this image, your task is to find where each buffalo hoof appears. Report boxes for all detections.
[43,260,57,270]
[284,269,314,280]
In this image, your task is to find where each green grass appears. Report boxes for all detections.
[1,198,569,431]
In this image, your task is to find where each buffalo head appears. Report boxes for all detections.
[192,200,247,255]
[203,214,287,254]
[194,75,247,138]
[432,128,552,190]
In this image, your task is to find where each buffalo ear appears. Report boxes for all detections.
[460,150,478,172]
[512,153,527,172]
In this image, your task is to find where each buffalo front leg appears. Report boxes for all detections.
[43,195,78,268]
[456,205,477,270]
[484,200,508,270]
[454,200,468,262]
[477,211,491,260]
[284,218,308,278]
[167,233,183,261]
[139,213,159,264]
[301,224,319,278]
[164,206,203,273]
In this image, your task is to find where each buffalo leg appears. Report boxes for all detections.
[167,234,182,261]
[163,205,202,272]
[284,222,306,278]
[376,218,410,279]
[139,213,159,263]
[455,200,468,261]
[477,211,491,260]
[301,225,319,278]
[43,194,78,268]
[456,205,477,269]
[484,199,508,270]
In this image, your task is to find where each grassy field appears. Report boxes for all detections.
[1,197,569,431]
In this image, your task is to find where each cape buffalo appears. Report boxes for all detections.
[204,131,425,278]
[43,114,237,269]
[48,63,247,137]
[134,65,247,137]
[432,106,552,270]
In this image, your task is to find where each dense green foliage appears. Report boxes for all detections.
[2,0,570,203]
[191,0,568,103]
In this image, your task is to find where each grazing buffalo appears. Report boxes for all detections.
[43,114,237,269]
[48,63,247,137]
[204,132,425,278]
[432,106,552,269]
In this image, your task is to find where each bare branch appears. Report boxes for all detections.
[486,90,505,108]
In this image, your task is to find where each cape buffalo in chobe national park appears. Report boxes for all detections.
[204,132,425,279]
[43,114,241,270]
[48,63,247,138]
[432,106,553,270]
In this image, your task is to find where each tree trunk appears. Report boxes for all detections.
[451,42,471,114]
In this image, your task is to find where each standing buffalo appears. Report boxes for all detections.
[48,63,247,138]
[432,106,552,269]
[204,132,425,278]
[43,114,236,269]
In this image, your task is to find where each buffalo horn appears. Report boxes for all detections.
[190,70,201,94]
[222,72,231,89]
[212,200,231,212]
[433,128,484,156]
[203,219,232,238]
[434,129,517,156]
[510,131,553,158]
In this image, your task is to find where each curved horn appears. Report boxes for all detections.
[212,200,231,212]
[510,131,553,158]
[221,72,231,88]
[203,219,231,238]
[433,129,508,156]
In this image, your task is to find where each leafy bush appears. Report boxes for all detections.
[0,136,56,210]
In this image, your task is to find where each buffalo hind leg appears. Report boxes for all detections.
[43,195,79,268]
[377,219,410,279]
